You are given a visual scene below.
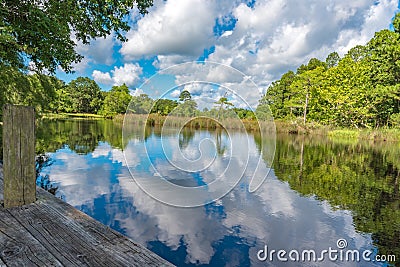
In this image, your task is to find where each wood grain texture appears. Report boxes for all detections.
[0,162,3,203]
[0,168,174,267]
[3,105,36,208]
[0,208,63,266]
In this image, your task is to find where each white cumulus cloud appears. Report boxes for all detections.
[72,33,116,72]
[92,70,113,84]
[120,0,217,60]
[92,63,143,87]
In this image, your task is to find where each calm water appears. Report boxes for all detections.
[36,119,399,266]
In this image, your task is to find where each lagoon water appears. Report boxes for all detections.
[37,119,399,266]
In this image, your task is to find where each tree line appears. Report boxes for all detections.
[0,72,127,118]
[0,71,262,120]
[262,13,400,128]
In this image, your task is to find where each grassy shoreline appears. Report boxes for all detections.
[38,113,400,142]
[273,119,400,142]
[41,112,105,119]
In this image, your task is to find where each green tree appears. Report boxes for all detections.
[173,100,198,117]
[390,113,400,127]
[0,68,64,117]
[151,99,178,115]
[367,28,400,86]
[179,90,192,102]
[325,52,340,68]
[288,66,326,124]
[130,94,154,114]
[283,58,327,124]
[323,56,373,127]
[100,84,132,117]
[215,96,233,110]
[259,14,400,129]
[66,77,103,113]
[214,95,234,119]
[0,66,30,115]
[371,84,400,127]
[263,70,295,119]
[255,102,272,121]
[233,108,256,120]
[23,74,61,114]
[346,45,368,63]
[393,12,400,34]
[296,58,327,74]
[0,0,153,73]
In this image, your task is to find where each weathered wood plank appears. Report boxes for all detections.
[0,162,3,202]
[0,155,173,266]
[3,104,21,207]
[5,188,173,266]
[0,208,63,266]
[3,105,36,208]
[21,106,36,205]
[7,202,106,266]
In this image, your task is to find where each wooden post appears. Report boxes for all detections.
[3,104,36,208]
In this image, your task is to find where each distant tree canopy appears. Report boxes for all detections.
[179,90,192,102]
[151,99,178,116]
[100,84,132,118]
[63,77,103,114]
[0,0,153,73]
[130,94,154,114]
[262,13,400,128]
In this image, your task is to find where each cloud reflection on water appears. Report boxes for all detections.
[41,131,378,266]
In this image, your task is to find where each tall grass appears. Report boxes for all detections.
[328,129,360,139]
[327,128,400,141]
[117,113,275,132]
[358,128,400,141]
[116,114,400,141]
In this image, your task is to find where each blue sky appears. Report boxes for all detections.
[56,0,399,108]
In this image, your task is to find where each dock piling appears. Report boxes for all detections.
[3,104,36,208]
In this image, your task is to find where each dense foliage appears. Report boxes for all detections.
[262,13,400,128]
[0,67,64,116]
[100,84,132,117]
[0,0,152,73]
[59,77,103,114]
[0,74,262,120]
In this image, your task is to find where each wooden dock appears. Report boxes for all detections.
[0,164,174,267]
